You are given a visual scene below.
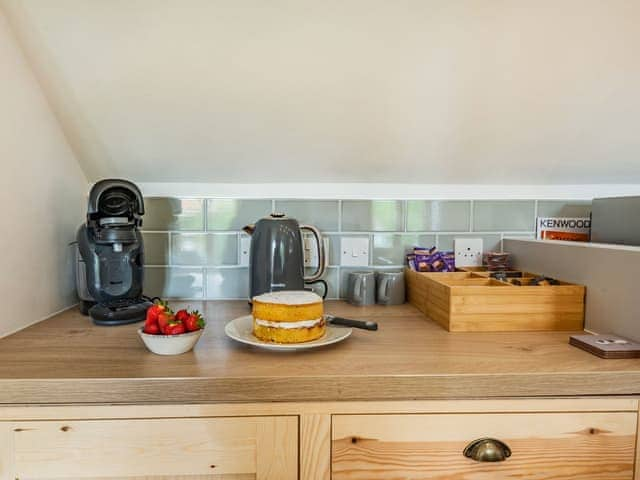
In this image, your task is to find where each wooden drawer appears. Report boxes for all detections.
[332,412,637,479]
[1,416,297,480]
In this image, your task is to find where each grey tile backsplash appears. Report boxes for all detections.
[144,267,205,299]
[341,200,404,231]
[143,198,205,231]
[206,199,271,231]
[473,200,536,232]
[536,200,592,218]
[141,198,590,299]
[406,200,471,232]
[274,200,340,231]
[171,233,239,266]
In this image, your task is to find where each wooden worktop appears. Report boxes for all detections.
[0,301,638,404]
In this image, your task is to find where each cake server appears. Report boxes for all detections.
[325,315,378,331]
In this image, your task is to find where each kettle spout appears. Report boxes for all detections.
[242,224,256,235]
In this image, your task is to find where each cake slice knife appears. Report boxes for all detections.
[325,315,378,331]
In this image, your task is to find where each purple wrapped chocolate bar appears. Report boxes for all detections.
[410,246,455,272]
[414,248,438,272]
[442,251,456,272]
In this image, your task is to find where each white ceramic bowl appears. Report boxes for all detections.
[138,327,204,355]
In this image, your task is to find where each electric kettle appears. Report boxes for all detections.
[243,213,326,299]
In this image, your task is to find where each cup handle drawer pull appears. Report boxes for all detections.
[463,438,512,462]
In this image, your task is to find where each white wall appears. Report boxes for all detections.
[0,9,87,337]
[2,0,640,185]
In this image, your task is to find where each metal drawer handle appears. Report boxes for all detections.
[463,438,512,462]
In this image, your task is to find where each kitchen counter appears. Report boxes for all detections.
[0,301,638,405]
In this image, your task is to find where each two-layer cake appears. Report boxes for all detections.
[252,291,325,343]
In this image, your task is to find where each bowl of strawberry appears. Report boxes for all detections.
[138,301,206,355]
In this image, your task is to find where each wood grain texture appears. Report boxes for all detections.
[0,398,637,421]
[17,477,253,480]
[406,269,586,332]
[0,422,13,480]
[3,416,297,479]
[255,416,297,480]
[300,414,331,480]
[0,301,638,404]
[636,404,640,480]
[332,412,637,479]
[0,400,637,480]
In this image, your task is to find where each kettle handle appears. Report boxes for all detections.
[301,224,326,283]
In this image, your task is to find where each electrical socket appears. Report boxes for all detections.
[304,236,329,268]
[454,238,483,267]
[239,235,251,266]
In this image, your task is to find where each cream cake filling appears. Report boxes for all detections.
[252,290,322,305]
[254,317,323,329]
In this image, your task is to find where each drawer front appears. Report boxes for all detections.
[2,416,297,480]
[332,412,637,479]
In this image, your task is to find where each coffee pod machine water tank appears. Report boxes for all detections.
[76,179,151,325]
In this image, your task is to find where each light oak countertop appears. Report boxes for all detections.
[0,301,638,404]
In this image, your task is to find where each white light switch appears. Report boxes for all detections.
[340,237,370,267]
[454,238,483,267]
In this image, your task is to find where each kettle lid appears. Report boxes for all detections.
[270,212,286,218]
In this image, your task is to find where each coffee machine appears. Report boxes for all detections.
[76,179,151,325]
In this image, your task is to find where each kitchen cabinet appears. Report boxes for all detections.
[333,412,637,479]
[1,399,638,480]
[1,302,639,479]
[0,415,297,480]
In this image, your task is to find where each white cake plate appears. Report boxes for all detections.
[224,315,352,351]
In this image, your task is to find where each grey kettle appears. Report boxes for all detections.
[243,213,326,299]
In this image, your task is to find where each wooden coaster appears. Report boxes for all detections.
[569,334,640,359]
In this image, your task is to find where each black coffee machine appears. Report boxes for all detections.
[77,179,151,325]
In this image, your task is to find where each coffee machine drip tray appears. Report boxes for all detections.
[90,298,151,326]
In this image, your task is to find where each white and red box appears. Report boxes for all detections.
[536,217,591,242]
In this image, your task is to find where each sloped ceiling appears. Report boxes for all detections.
[3,0,640,184]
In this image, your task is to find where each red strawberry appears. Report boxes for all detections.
[175,309,189,323]
[184,311,205,332]
[143,322,160,334]
[165,321,186,335]
[145,303,164,325]
[157,311,174,334]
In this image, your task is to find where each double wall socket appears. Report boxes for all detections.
[454,238,483,267]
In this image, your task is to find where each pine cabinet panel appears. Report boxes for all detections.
[332,412,637,480]
[2,416,297,480]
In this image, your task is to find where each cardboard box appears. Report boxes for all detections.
[536,217,591,241]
